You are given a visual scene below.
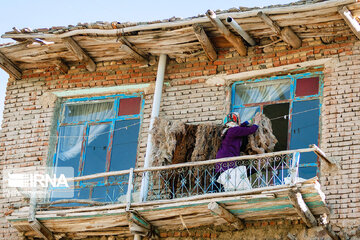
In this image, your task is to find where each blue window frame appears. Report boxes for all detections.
[52,94,143,203]
[231,72,323,178]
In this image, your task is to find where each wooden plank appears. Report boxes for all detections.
[127,211,151,236]
[29,218,55,240]
[0,51,22,79]
[208,202,244,230]
[54,58,69,74]
[281,27,302,49]
[288,189,317,228]
[193,24,217,61]
[319,215,340,240]
[310,144,340,168]
[338,5,360,40]
[62,37,96,72]
[118,38,149,64]
[257,11,302,48]
[206,10,247,56]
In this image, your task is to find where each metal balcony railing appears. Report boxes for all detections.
[40,145,334,207]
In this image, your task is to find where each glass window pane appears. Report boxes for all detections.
[118,97,141,116]
[82,124,111,176]
[263,103,289,151]
[55,125,85,175]
[234,106,260,122]
[63,100,114,123]
[234,79,291,106]
[110,119,140,171]
[295,77,319,97]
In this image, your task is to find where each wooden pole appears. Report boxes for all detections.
[54,58,69,74]
[206,10,247,56]
[338,5,360,40]
[310,144,340,168]
[127,211,151,236]
[193,24,217,61]
[119,38,149,64]
[0,51,22,79]
[257,11,302,48]
[288,189,317,228]
[28,192,55,240]
[208,202,245,230]
[62,37,96,72]
[134,235,142,240]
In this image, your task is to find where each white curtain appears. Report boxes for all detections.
[56,100,114,164]
[234,79,291,121]
[63,100,114,123]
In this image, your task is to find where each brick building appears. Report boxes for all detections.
[0,0,359,239]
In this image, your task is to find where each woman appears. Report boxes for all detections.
[214,112,260,191]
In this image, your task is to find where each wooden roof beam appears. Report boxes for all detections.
[257,11,302,49]
[338,6,360,40]
[127,211,152,236]
[288,189,317,228]
[0,52,22,80]
[206,10,247,56]
[119,37,149,64]
[193,24,217,61]
[28,193,55,240]
[54,58,69,74]
[208,202,245,230]
[62,37,96,72]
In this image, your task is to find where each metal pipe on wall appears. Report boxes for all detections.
[139,53,167,202]
[226,17,256,46]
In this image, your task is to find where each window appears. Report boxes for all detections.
[231,72,323,179]
[52,94,143,202]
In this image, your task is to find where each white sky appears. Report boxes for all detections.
[0,0,295,128]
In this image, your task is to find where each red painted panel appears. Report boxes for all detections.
[295,77,319,97]
[118,97,141,116]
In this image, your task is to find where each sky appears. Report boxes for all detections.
[0,0,295,128]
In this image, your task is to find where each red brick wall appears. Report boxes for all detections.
[0,36,359,239]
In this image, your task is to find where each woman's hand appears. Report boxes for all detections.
[253,113,261,125]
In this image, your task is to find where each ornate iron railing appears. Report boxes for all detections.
[38,145,334,207]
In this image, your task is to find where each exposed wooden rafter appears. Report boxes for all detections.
[62,37,96,72]
[257,11,302,49]
[54,58,69,74]
[193,23,217,61]
[288,189,317,228]
[319,215,341,240]
[206,10,247,56]
[0,51,22,80]
[119,37,149,64]
[208,202,245,230]
[28,194,55,240]
[338,5,360,40]
[127,211,152,236]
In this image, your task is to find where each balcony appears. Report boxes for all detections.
[6,145,337,239]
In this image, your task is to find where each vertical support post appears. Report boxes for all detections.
[290,152,300,184]
[134,235,142,240]
[126,168,134,211]
[140,54,167,202]
[28,191,37,223]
